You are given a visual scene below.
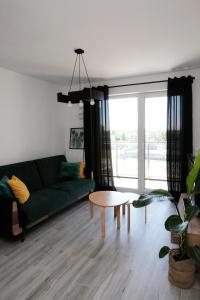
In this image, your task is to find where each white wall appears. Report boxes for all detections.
[52,101,84,162]
[0,67,62,165]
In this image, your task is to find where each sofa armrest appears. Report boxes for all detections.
[12,201,23,236]
[0,195,22,237]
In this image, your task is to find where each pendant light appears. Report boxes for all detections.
[57,49,104,106]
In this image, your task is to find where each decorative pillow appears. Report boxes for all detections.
[7,175,30,204]
[0,176,13,198]
[60,162,80,180]
[80,162,86,179]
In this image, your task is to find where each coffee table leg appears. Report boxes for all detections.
[114,207,117,218]
[117,206,120,229]
[128,204,130,232]
[145,206,147,224]
[123,204,126,215]
[101,207,105,239]
[90,202,93,219]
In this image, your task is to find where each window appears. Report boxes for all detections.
[109,97,138,189]
[145,96,167,190]
[109,91,167,193]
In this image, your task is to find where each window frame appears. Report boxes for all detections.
[109,89,167,193]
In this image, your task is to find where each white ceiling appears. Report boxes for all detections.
[0,0,200,84]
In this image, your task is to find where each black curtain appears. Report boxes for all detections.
[84,85,115,190]
[167,76,194,200]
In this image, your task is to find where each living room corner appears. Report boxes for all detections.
[1,1,200,300]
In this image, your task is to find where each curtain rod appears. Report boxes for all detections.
[108,77,195,89]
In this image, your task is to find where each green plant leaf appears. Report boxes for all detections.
[159,246,170,258]
[187,245,200,262]
[132,190,173,208]
[185,205,200,221]
[171,221,189,234]
[186,151,200,195]
[132,195,153,208]
[138,194,150,200]
[148,189,173,197]
[165,215,182,231]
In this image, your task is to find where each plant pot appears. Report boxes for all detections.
[168,253,195,289]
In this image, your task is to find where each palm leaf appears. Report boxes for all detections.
[186,151,200,195]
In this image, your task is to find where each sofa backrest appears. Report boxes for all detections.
[34,155,66,187]
[0,161,43,192]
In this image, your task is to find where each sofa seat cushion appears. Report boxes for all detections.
[20,189,72,225]
[50,179,95,199]
[35,155,66,187]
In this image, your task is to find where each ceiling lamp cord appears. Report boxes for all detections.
[67,54,78,107]
[81,54,95,105]
[78,54,83,107]
[66,50,95,107]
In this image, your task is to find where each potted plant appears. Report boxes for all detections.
[159,201,200,288]
[132,151,200,288]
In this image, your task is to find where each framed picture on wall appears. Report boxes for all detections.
[69,128,84,149]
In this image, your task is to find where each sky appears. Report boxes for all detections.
[109,97,167,132]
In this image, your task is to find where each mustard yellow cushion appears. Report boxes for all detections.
[80,162,85,179]
[7,175,30,204]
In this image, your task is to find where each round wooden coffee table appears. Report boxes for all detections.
[89,191,128,239]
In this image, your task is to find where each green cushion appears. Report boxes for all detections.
[51,179,95,199]
[60,162,80,180]
[0,176,13,198]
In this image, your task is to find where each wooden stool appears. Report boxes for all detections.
[122,193,147,232]
[114,193,147,232]
[126,200,132,232]
[124,201,147,232]
[114,205,126,217]
[89,191,128,239]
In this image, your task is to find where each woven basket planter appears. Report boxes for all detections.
[168,253,195,289]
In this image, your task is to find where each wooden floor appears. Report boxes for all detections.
[0,200,200,300]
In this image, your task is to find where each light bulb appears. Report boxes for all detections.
[79,100,84,107]
[67,101,72,107]
[90,99,95,106]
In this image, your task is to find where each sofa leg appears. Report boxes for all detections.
[20,230,25,242]
[12,201,23,237]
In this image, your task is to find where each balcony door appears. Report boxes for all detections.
[109,92,167,193]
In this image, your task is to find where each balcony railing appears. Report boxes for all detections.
[111,141,166,181]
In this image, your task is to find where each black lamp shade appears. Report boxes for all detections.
[57,87,104,104]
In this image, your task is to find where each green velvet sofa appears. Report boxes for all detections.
[0,155,95,239]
